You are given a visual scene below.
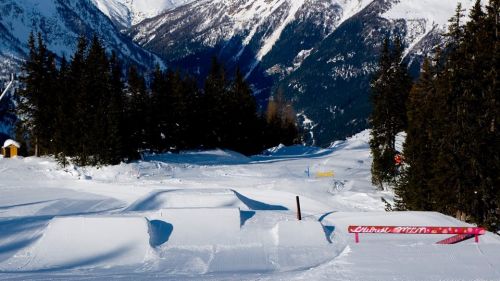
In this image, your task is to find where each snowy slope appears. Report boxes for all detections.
[0,130,499,280]
[0,0,163,74]
[131,0,373,62]
[383,0,479,57]
[91,0,132,30]
[128,0,482,146]
[92,0,196,29]
[131,0,476,67]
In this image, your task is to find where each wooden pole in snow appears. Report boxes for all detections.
[296,196,302,221]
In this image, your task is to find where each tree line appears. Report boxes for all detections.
[16,33,299,166]
[370,0,499,231]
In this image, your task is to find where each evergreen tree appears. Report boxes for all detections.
[149,65,170,151]
[105,52,126,164]
[370,37,412,189]
[125,65,149,159]
[226,67,262,154]
[84,35,111,165]
[396,58,438,210]
[180,74,202,150]
[53,56,71,166]
[202,57,228,148]
[17,33,57,157]
[70,35,90,165]
[399,1,499,230]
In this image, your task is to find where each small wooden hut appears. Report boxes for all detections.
[1,139,20,158]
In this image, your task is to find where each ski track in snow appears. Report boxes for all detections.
[0,130,499,280]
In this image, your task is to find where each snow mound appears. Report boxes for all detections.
[145,210,335,274]
[127,189,246,211]
[330,129,370,150]
[1,216,151,271]
[262,145,326,157]
[145,149,251,165]
[148,208,241,246]
[274,221,329,247]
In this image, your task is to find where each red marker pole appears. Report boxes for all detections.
[355,233,359,243]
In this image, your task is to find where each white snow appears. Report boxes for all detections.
[383,0,482,58]
[0,0,165,75]
[92,0,131,29]
[0,130,499,280]
[383,0,479,28]
[93,0,195,28]
[256,0,305,60]
[2,139,20,148]
[1,216,151,271]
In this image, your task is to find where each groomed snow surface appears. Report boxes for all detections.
[0,130,499,280]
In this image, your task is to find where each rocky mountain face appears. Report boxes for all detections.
[91,0,195,30]
[0,0,166,137]
[0,0,479,145]
[0,0,163,77]
[128,0,477,145]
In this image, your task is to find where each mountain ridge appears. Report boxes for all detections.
[0,0,164,76]
[126,0,477,145]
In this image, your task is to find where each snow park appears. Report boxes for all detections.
[0,131,498,280]
[0,0,499,280]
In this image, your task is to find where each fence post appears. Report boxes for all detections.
[296,196,302,221]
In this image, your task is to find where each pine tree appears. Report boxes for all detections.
[149,65,169,151]
[396,58,438,210]
[125,65,149,159]
[17,33,57,157]
[70,35,91,165]
[370,37,412,189]
[82,35,111,165]
[481,0,500,230]
[105,52,126,164]
[53,56,71,166]
[181,74,202,150]
[203,57,229,148]
[399,1,499,230]
[226,67,262,154]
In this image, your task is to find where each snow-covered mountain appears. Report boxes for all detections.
[129,0,478,145]
[92,0,195,30]
[0,0,163,75]
[130,0,373,67]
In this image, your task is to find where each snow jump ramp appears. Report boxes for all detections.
[1,216,151,271]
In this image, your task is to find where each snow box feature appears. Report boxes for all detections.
[148,208,241,246]
[1,216,151,271]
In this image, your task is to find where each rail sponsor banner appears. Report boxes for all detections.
[348,226,486,235]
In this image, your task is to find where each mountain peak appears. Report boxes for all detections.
[92,0,196,29]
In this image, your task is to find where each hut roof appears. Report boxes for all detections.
[3,139,20,148]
